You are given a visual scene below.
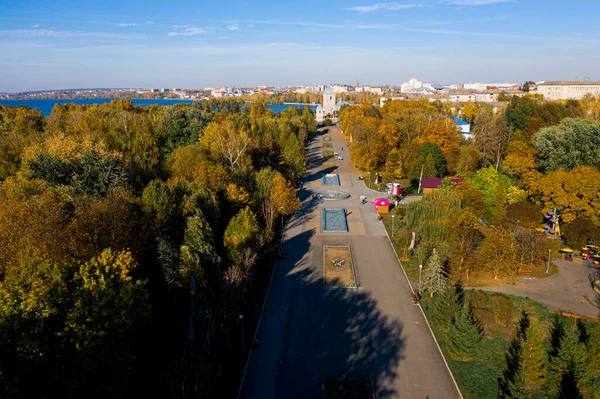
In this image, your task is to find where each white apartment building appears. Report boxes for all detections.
[537,80,600,100]
[400,78,422,93]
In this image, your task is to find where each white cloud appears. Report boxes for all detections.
[441,0,512,4]
[32,24,39,28]
[347,3,422,13]
[0,29,146,40]
[227,24,239,31]
[117,23,138,27]
[167,27,207,37]
[145,21,154,24]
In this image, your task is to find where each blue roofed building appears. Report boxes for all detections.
[453,116,472,139]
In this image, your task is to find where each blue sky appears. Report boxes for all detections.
[1,0,599,91]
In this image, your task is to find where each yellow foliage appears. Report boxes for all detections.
[271,174,300,216]
[225,183,251,204]
[528,166,600,225]
[21,133,114,166]
[507,186,527,205]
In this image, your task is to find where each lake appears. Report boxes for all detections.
[0,99,317,117]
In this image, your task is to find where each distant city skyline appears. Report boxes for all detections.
[1,0,599,92]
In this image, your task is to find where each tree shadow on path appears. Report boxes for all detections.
[269,230,406,398]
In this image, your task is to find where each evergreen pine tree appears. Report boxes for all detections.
[520,318,546,391]
[502,362,529,399]
[501,313,546,398]
[549,321,591,394]
[446,300,483,361]
[432,283,461,328]
[421,248,448,298]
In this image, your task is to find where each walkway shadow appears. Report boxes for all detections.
[255,230,405,398]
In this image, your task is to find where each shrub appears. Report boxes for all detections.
[324,118,333,126]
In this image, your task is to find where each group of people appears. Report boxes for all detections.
[360,195,368,204]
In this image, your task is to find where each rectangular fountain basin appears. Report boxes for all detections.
[322,208,349,232]
[322,173,340,186]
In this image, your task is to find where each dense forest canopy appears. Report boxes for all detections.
[0,99,311,397]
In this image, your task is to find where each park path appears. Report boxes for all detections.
[472,259,600,319]
[239,126,459,398]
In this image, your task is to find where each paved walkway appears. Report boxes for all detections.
[474,259,600,319]
[240,126,459,398]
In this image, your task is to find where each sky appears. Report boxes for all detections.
[0,0,599,91]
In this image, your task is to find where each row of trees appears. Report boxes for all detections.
[0,99,313,396]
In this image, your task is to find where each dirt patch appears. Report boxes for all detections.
[324,246,356,289]
[323,142,333,149]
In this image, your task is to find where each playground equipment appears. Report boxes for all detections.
[543,208,560,236]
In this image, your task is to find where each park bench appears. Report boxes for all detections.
[517,270,533,276]
[411,293,420,304]
[560,311,582,319]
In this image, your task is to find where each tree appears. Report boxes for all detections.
[549,321,591,394]
[448,209,481,279]
[520,317,546,391]
[502,140,538,183]
[446,300,483,361]
[473,106,508,167]
[0,249,149,396]
[200,120,252,170]
[533,118,600,173]
[385,149,403,180]
[27,150,132,199]
[158,212,221,288]
[223,206,260,262]
[413,142,446,178]
[421,248,448,297]
[477,227,518,279]
[456,144,481,177]
[432,283,461,328]
[528,166,600,225]
[561,217,600,250]
[489,179,507,226]
[271,174,300,216]
[506,201,542,231]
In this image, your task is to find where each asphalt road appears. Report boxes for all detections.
[239,126,460,398]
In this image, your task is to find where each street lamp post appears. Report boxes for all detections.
[368,171,371,187]
[239,315,245,353]
[392,215,395,238]
[418,264,423,296]
[546,249,551,274]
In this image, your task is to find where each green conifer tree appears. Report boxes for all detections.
[446,300,483,361]
[432,283,461,328]
[520,318,546,391]
[549,321,591,394]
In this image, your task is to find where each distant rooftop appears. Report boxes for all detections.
[453,116,470,126]
[539,80,600,86]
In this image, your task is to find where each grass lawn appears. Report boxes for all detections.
[323,378,374,399]
[323,142,333,149]
[323,150,334,159]
[324,246,356,289]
